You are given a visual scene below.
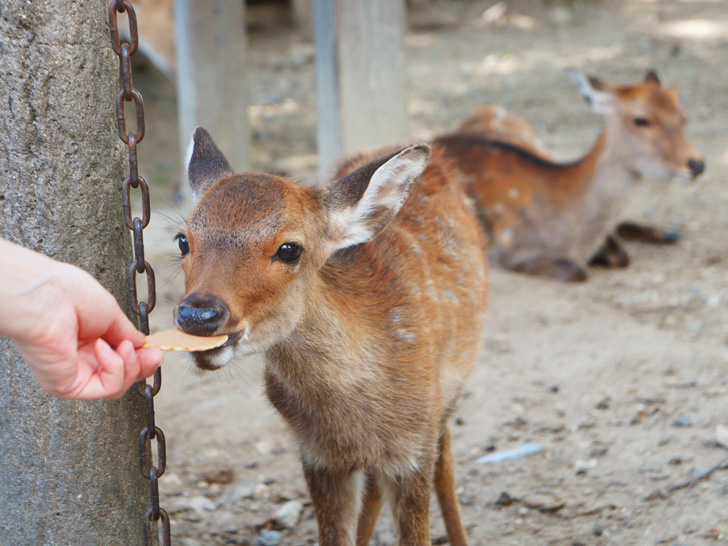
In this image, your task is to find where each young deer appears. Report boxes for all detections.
[174,128,488,545]
[435,69,705,282]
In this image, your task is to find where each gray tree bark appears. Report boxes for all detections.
[0,1,148,544]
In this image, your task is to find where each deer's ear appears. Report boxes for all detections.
[186,127,234,199]
[567,68,615,115]
[324,144,431,251]
[644,69,661,86]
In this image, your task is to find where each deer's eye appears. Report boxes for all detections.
[633,117,651,127]
[175,234,189,255]
[276,243,302,264]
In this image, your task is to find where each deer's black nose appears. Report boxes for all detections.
[175,293,229,336]
[688,158,705,177]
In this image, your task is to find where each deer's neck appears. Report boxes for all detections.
[267,267,379,389]
[564,128,638,259]
[264,269,390,463]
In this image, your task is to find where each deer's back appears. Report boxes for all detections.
[456,105,551,160]
[434,134,602,262]
[327,146,489,368]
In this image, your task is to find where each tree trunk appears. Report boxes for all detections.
[0,1,148,544]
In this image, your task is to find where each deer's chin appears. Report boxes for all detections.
[634,167,672,182]
[190,327,256,370]
[192,345,235,370]
[674,169,697,182]
[651,165,691,182]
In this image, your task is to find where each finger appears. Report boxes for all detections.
[92,337,126,399]
[117,340,142,395]
[102,312,146,349]
[67,269,145,347]
[136,348,164,381]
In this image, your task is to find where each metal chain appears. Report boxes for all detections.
[108,2,169,545]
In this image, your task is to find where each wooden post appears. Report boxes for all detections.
[313,0,409,178]
[0,1,147,544]
[175,0,250,205]
[292,0,314,40]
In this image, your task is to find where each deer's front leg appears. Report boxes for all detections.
[589,234,630,268]
[616,221,682,244]
[304,463,363,546]
[506,255,588,282]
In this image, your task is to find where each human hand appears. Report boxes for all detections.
[1,239,163,400]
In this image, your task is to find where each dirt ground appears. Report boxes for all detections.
[133,1,728,544]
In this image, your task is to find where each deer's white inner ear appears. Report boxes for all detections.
[568,69,615,115]
[328,208,376,250]
[330,145,430,251]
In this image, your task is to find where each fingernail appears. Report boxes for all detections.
[140,347,163,366]
[97,338,114,356]
[125,341,137,361]
[151,348,163,364]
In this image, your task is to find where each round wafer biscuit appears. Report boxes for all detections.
[143,329,229,352]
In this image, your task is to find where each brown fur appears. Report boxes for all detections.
[435,71,704,282]
[176,135,488,545]
[457,104,549,159]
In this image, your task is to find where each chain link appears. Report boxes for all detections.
[108,1,169,544]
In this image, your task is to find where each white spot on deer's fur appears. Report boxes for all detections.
[388,309,404,324]
[436,216,457,230]
[425,280,439,300]
[494,203,504,215]
[508,187,520,199]
[500,228,514,248]
[410,241,424,255]
[440,236,459,259]
[443,289,459,303]
[396,329,417,343]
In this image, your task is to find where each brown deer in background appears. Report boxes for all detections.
[435,69,705,282]
[173,128,489,545]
